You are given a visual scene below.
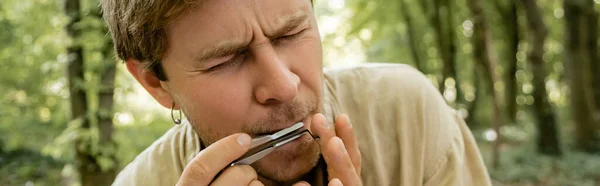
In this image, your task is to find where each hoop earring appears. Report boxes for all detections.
[171,102,182,125]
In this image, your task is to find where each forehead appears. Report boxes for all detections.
[165,0,313,53]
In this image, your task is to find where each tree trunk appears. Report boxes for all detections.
[65,0,92,185]
[590,4,600,118]
[522,0,562,156]
[421,0,462,104]
[432,0,445,92]
[98,39,116,158]
[593,56,600,115]
[399,0,425,73]
[563,0,600,153]
[94,8,118,185]
[466,66,481,128]
[467,0,505,169]
[503,0,519,124]
[593,49,600,113]
[442,0,462,106]
[66,1,116,185]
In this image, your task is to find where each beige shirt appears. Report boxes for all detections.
[113,64,492,186]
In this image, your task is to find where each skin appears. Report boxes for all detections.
[126,0,362,185]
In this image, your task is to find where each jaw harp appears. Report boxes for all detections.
[230,122,319,166]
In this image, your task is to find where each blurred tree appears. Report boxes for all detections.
[466,0,505,169]
[595,59,600,117]
[0,0,72,183]
[418,0,463,104]
[495,0,519,124]
[0,3,13,50]
[591,2,600,123]
[399,0,424,73]
[466,66,481,126]
[343,0,434,81]
[92,6,118,184]
[594,49,600,114]
[65,0,91,184]
[64,0,116,185]
[521,0,561,156]
[563,0,600,153]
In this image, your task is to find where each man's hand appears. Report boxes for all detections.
[176,133,265,186]
[301,113,363,186]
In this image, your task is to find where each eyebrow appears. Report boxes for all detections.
[194,41,248,62]
[266,13,309,39]
[193,13,309,62]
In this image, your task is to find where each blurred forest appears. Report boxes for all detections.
[0,0,599,185]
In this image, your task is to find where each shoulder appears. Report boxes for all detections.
[323,63,465,184]
[324,63,458,144]
[112,120,201,186]
[324,63,426,85]
[323,63,445,114]
[323,63,436,102]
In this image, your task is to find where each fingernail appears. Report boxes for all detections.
[330,178,343,186]
[319,114,330,129]
[237,134,251,148]
[335,137,347,155]
[343,114,352,129]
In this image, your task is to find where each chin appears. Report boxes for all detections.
[252,135,321,182]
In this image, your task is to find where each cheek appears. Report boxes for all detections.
[280,37,323,92]
[175,76,252,132]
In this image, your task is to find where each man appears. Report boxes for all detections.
[101,0,492,185]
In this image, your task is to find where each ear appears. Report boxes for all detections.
[126,59,176,109]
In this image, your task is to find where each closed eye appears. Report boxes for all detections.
[203,51,248,72]
[273,29,307,44]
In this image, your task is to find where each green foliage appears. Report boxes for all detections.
[1,0,599,185]
[339,0,600,185]
[113,112,173,169]
[0,0,172,184]
[488,145,600,186]
[0,149,64,185]
[0,0,70,153]
[0,0,74,184]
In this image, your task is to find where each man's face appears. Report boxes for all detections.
[159,0,323,182]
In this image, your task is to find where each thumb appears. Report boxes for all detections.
[177,133,252,186]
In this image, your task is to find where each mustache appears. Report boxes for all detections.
[246,98,318,134]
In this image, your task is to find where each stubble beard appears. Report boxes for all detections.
[185,95,323,182]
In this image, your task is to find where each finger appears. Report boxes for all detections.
[210,165,257,186]
[248,180,265,186]
[322,137,360,186]
[292,181,311,186]
[177,133,252,186]
[328,178,343,186]
[334,114,361,175]
[310,113,336,147]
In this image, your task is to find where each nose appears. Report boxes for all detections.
[252,45,300,105]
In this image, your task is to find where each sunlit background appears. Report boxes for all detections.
[2,0,600,185]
